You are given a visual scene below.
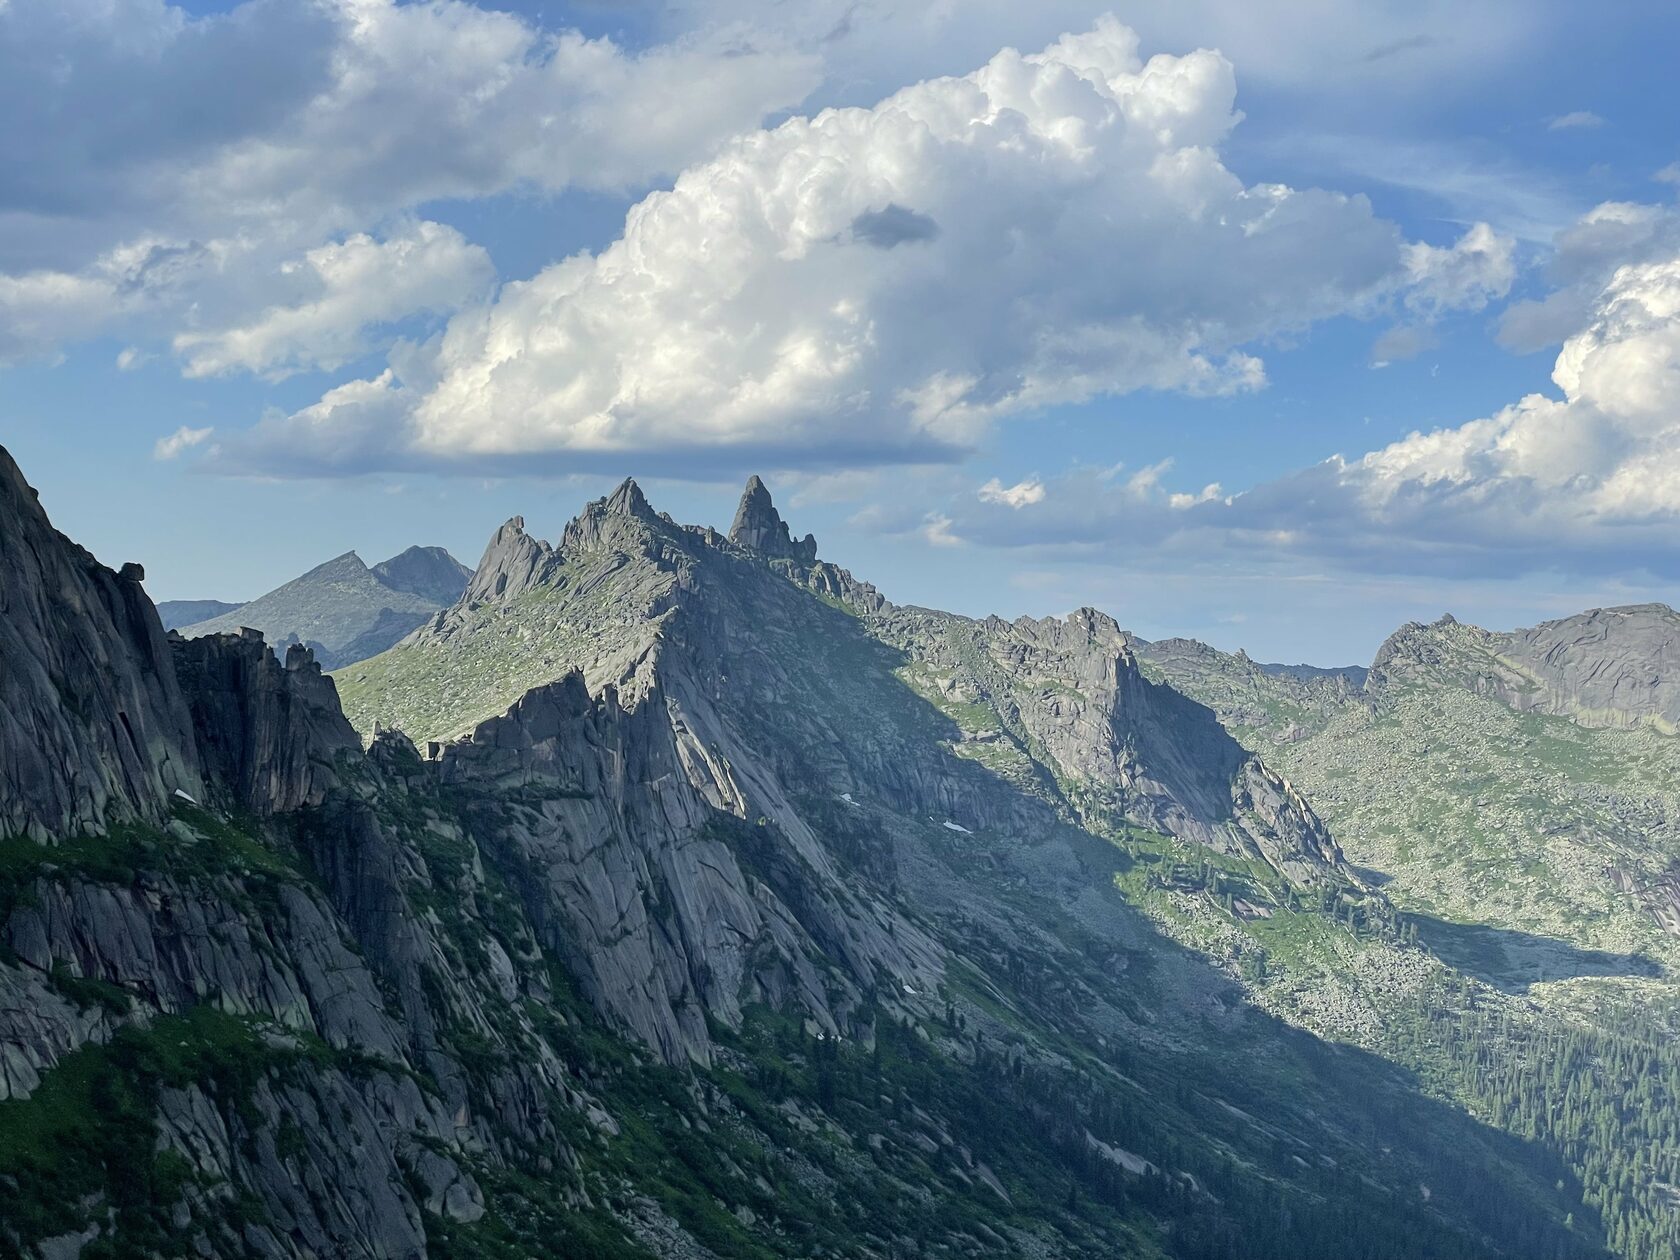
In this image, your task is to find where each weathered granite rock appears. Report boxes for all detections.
[728,475,817,564]
[155,1066,475,1259]
[440,667,938,1065]
[462,516,556,604]
[4,876,408,1060]
[171,633,362,815]
[0,444,202,840]
[1372,605,1680,733]
[1496,604,1680,732]
[0,965,107,1101]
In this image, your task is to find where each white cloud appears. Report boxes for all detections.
[923,514,964,547]
[667,0,1550,109]
[1548,110,1604,130]
[1498,201,1680,353]
[0,268,117,363]
[0,0,817,367]
[946,208,1680,578]
[231,17,1442,476]
[979,477,1046,508]
[172,221,493,379]
[153,425,214,461]
[1402,222,1516,318]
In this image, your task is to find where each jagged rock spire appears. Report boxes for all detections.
[464,516,553,604]
[728,475,817,564]
[604,477,654,518]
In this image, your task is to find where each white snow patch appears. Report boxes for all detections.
[942,820,971,834]
[172,789,198,805]
[839,793,861,808]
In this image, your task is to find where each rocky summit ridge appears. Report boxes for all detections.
[176,544,472,671]
[0,445,1647,1259]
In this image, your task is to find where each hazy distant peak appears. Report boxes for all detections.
[371,544,471,605]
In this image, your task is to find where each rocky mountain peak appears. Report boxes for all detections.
[464,516,555,605]
[371,545,472,605]
[728,474,817,564]
[313,550,371,578]
[604,477,654,518]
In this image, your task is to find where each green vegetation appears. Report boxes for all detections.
[0,1009,310,1252]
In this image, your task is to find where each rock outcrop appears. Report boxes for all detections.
[462,516,555,604]
[1496,604,1680,732]
[1369,605,1680,734]
[728,475,817,564]
[171,632,363,815]
[0,446,201,840]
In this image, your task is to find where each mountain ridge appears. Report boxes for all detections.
[177,544,472,671]
[0,446,1659,1258]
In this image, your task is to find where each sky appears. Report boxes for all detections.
[4,1,1680,665]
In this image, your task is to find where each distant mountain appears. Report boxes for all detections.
[176,546,471,669]
[1372,605,1680,733]
[1257,660,1369,686]
[1133,611,1680,968]
[371,544,477,605]
[156,598,244,630]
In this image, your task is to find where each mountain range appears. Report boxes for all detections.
[2,441,1676,1259]
[169,545,473,670]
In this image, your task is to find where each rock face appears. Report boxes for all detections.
[1368,606,1680,733]
[0,446,201,840]
[177,545,473,670]
[171,632,363,815]
[440,671,937,1065]
[728,474,817,564]
[462,516,556,604]
[1490,605,1680,732]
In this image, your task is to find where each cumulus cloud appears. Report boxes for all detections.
[229,17,1471,476]
[1498,201,1680,353]
[947,211,1680,578]
[979,477,1046,508]
[153,425,214,461]
[0,0,817,367]
[1402,221,1516,317]
[172,221,493,378]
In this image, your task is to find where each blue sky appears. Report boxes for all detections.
[4,0,1680,664]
